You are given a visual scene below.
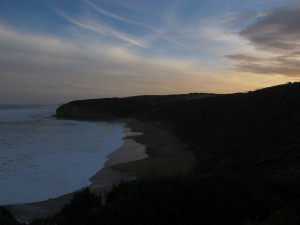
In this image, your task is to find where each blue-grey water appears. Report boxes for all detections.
[0,105,124,205]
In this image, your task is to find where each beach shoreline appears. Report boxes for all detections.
[5,119,195,222]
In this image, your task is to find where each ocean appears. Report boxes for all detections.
[0,105,124,205]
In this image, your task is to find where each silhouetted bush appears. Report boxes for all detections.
[0,207,21,225]
[245,207,299,225]
[50,188,102,225]
[30,177,295,225]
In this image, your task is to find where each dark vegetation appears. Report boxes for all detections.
[8,83,299,225]
[0,207,22,225]
[28,178,299,225]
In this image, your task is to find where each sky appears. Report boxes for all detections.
[0,0,299,104]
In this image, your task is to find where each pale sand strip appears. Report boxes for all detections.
[112,120,195,178]
[89,129,148,190]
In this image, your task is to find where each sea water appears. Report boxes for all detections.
[0,105,124,205]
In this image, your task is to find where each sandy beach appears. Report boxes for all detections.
[5,119,195,222]
[114,119,195,178]
[88,127,148,191]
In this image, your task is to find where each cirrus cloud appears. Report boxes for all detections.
[0,24,223,104]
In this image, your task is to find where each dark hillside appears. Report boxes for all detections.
[57,83,300,180]
[149,83,300,180]
[51,82,300,225]
[56,93,214,119]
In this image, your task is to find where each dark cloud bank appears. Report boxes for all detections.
[227,2,300,77]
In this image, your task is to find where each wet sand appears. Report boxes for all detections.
[5,119,195,222]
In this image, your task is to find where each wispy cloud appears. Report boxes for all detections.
[0,24,78,57]
[55,0,248,61]
[85,0,153,29]
[56,10,148,48]
[226,54,300,77]
[0,24,227,103]
[84,0,188,48]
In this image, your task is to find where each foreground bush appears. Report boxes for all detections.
[29,176,300,225]
[0,207,21,225]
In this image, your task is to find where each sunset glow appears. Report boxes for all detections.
[1,0,299,104]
